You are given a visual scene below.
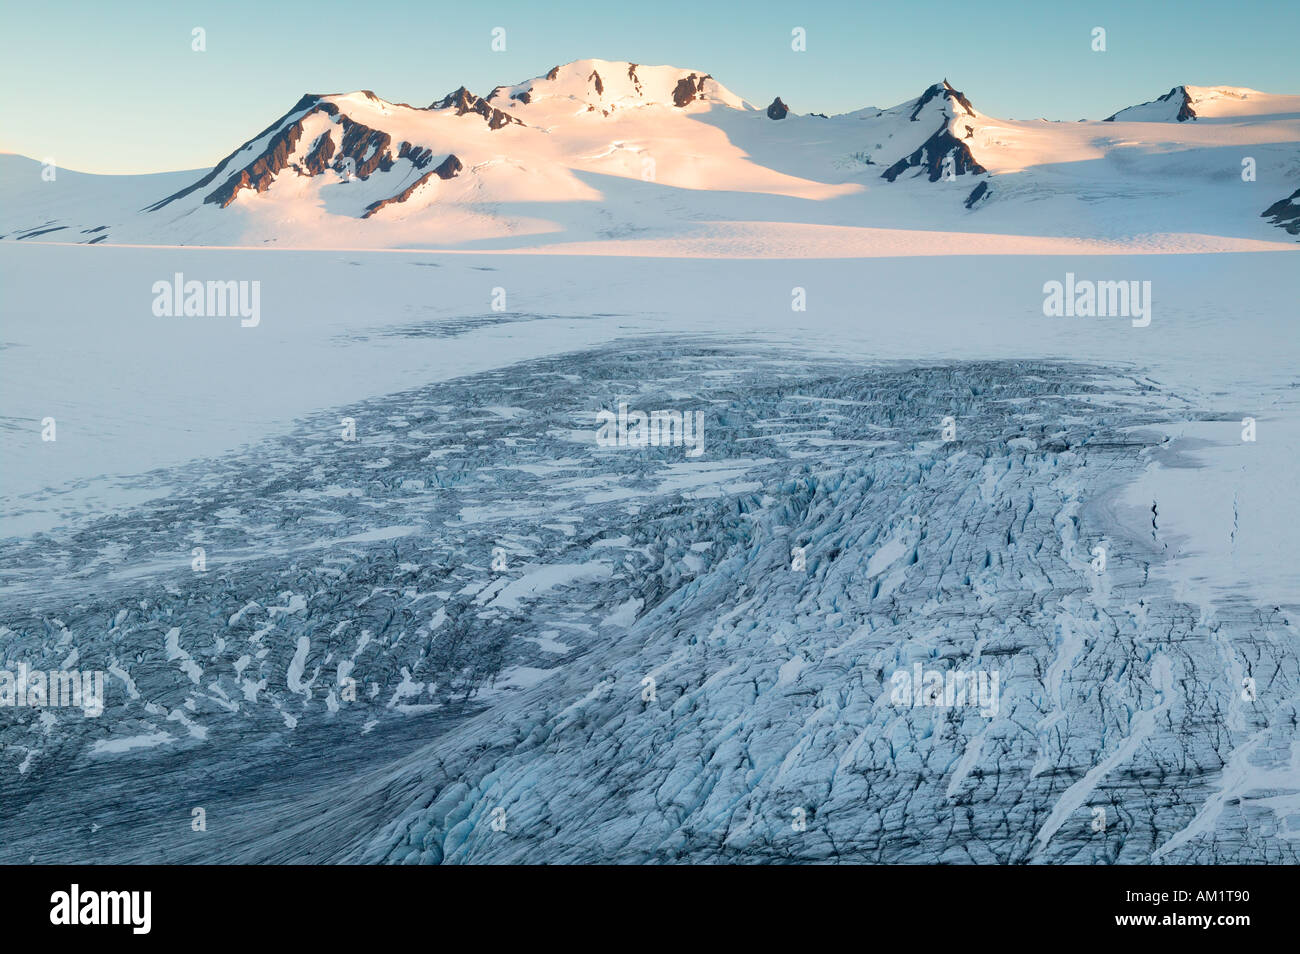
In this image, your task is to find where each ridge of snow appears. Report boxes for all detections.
[4,66,1299,252]
[486,59,751,115]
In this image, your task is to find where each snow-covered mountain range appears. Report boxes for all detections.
[3,61,1298,253]
[4,58,1300,868]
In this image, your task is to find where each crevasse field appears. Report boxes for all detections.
[2,246,1297,863]
[2,61,1299,863]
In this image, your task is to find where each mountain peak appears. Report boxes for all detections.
[1105,85,1196,122]
[93,63,1297,252]
[907,80,977,121]
[484,59,748,114]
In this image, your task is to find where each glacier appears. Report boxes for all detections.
[2,312,1297,863]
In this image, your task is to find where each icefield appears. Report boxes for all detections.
[1,243,1298,863]
[1,55,1299,865]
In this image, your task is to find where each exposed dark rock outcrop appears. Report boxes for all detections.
[671,73,710,108]
[767,97,789,120]
[203,113,314,207]
[302,131,335,175]
[397,142,434,170]
[883,126,987,182]
[588,70,604,96]
[361,154,461,219]
[944,82,976,116]
[964,180,990,208]
[1261,187,1300,236]
[545,65,561,81]
[429,87,523,130]
[201,105,393,208]
[336,116,391,177]
[432,154,463,179]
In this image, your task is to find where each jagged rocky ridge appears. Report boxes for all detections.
[140,62,758,222]
[143,66,995,225]
[429,87,523,130]
[146,93,462,213]
[10,65,1295,246]
[882,81,987,182]
[1106,86,1198,123]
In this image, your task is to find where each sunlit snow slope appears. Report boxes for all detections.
[2,64,1298,255]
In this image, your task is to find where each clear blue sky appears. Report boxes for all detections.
[2,0,1296,174]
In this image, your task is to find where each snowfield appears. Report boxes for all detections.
[1,60,1298,864]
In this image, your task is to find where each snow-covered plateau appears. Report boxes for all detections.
[0,61,1297,863]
